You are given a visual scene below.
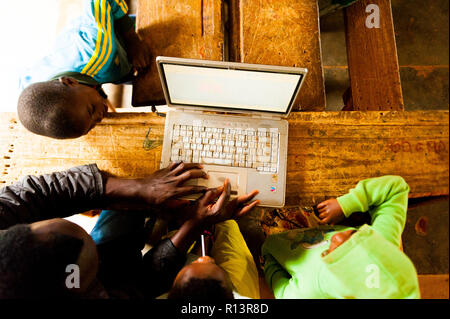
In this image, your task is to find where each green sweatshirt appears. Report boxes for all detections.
[262,176,420,299]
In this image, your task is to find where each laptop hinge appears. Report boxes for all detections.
[251,113,282,120]
[174,107,203,114]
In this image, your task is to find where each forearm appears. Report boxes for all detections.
[115,15,138,49]
[337,176,409,245]
[337,176,409,217]
[170,219,204,254]
[140,218,204,298]
[263,254,291,298]
[0,164,155,229]
[0,164,104,229]
[141,238,186,298]
[102,174,146,210]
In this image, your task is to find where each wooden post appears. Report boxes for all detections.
[230,0,326,111]
[344,0,404,110]
[132,0,225,106]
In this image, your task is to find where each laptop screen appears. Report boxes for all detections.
[161,63,304,114]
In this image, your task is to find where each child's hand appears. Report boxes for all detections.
[192,180,259,226]
[316,199,345,225]
[125,33,151,73]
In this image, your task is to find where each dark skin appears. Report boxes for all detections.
[29,218,99,293]
[317,198,356,256]
[172,256,233,293]
[57,77,112,136]
[322,229,356,256]
[104,162,210,208]
[169,179,260,291]
[170,179,259,253]
[24,162,211,295]
[117,22,152,74]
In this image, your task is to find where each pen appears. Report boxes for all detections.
[201,234,206,257]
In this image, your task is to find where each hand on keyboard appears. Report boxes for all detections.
[136,161,209,205]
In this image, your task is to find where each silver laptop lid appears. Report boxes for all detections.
[156,56,307,117]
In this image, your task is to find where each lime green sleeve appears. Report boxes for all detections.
[336,176,410,246]
[261,237,306,299]
[262,254,291,298]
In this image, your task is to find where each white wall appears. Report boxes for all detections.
[0,0,60,112]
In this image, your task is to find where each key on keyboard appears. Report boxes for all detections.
[170,124,279,173]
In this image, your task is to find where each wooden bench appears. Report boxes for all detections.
[344,0,404,110]
[1,111,447,206]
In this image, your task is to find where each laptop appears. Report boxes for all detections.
[156,56,307,207]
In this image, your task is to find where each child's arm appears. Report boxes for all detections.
[261,238,308,299]
[335,176,410,246]
[115,15,152,72]
[262,253,292,298]
[108,0,151,72]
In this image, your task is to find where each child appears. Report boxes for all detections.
[145,180,261,300]
[17,0,150,139]
[168,219,261,299]
[262,176,421,299]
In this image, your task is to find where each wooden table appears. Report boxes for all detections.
[1,111,448,206]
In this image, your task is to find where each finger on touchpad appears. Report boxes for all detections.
[201,171,238,194]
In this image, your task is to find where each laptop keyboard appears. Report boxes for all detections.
[170,124,280,173]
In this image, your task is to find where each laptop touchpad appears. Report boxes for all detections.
[201,171,239,195]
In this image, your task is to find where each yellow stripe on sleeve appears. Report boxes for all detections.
[114,0,128,14]
[81,0,103,75]
[91,5,113,76]
[86,0,110,76]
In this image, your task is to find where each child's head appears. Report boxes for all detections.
[321,229,356,257]
[0,218,99,298]
[321,225,420,298]
[17,77,108,139]
[168,256,234,299]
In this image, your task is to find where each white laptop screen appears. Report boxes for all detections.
[161,63,303,114]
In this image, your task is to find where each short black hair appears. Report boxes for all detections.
[17,81,84,139]
[168,278,234,300]
[0,224,83,299]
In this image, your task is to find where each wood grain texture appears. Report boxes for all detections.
[418,274,449,299]
[1,111,448,206]
[344,0,404,110]
[132,0,225,106]
[231,0,326,111]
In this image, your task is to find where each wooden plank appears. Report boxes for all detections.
[418,274,449,299]
[403,196,449,275]
[132,0,225,106]
[231,0,326,111]
[344,0,404,110]
[1,111,448,206]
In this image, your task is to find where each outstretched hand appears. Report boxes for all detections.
[168,179,259,254]
[191,179,260,226]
